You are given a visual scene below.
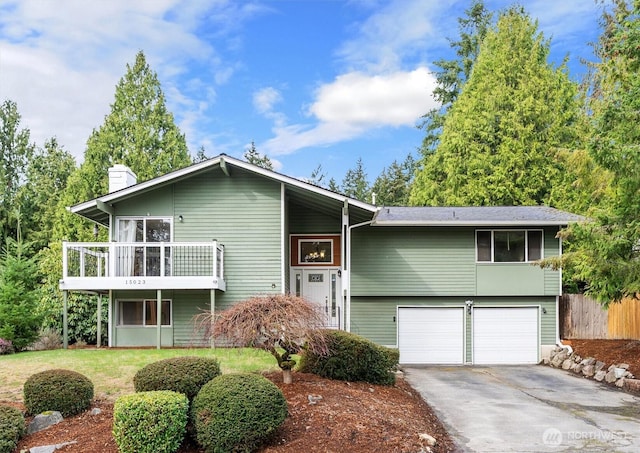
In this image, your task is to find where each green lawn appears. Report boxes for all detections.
[0,348,278,402]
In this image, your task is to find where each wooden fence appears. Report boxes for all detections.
[560,294,640,340]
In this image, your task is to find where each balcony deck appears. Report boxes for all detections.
[59,241,225,291]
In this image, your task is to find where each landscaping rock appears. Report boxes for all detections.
[594,370,606,382]
[623,379,640,394]
[27,411,63,435]
[582,364,595,377]
[618,363,630,370]
[419,433,437,447]
[595,361,606,372]
[561,359,572,370]
[573,363,584,374]
[29,441,77,453]
[605,370,617,384]
[615,378,626,388]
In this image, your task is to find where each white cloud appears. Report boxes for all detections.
[310,68,436,127]
[0,0,261,160]
[337,0,454,72]
[262,67,437,156]
[253,87,283,115]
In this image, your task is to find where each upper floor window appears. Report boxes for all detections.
[476,230,543,263]
[116,217,172,276]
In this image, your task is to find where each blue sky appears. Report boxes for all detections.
[0,0,602,184]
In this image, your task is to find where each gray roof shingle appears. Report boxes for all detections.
[372,206,585,226]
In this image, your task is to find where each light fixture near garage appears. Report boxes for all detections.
[465,299,474,315]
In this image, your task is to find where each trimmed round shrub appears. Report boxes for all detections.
[0,405,25,453]
[298,330,399,385]
[192,373,287,453]
[23,369,94,417]
[113,390,188,453]
[134,356,221,401]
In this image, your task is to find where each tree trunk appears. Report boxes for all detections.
[282,369,292,384]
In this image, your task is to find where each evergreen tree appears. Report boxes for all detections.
[419,0,492,153]
[410,7,582,207]
[550,0,640,303]
[0,100,35,243]
[340,158,371,203]
[371,154,416,206]
[0,237,42,351]
[243,141,273,170]
[17,138,76,250]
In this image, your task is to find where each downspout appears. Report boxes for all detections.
[345,218,375,332]
[555,234,573,354]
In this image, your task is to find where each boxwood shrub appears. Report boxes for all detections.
[192,373,287,453]
[298,330,399,385]
[23,369,94,417]
[0,405,25,453]
[113,390,189,453]
[134,356,221,401]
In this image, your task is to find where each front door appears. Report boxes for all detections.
[291,268,341,328]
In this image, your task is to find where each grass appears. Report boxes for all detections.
[0,347,279,402]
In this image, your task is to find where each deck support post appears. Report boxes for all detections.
[210,289,216,348]
[156,289,162,350]
[97,293,102,348]
[63,291,68,349]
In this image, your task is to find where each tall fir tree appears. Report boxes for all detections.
[410,6,582,207]
[419,0,492,154]
[549,0,640,304]
[0,100,35,244]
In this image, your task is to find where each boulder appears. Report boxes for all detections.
[605,370,617,384]
[561,359,573,370]
[27,411,63,435]
[419,433,437,447]
[594,361,606,372]
[615,378,626,388]
[594,370,606,382]
[582,365,595,377]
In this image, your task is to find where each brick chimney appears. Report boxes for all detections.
[108,165,137,193]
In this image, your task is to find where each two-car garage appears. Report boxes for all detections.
[397,306,540,365]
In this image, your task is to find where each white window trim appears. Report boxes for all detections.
[117,299,173,327]
[115,216,174,242]
[475,229,544,263]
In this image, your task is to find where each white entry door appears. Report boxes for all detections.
[291,269,341,328]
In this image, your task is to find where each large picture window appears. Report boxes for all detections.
[476,230,543,263]
[118,300,171,326]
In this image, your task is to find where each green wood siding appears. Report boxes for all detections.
[172,290,211,346]
[476,264,545,295]
[288,201,341,234]
[351,227,476,296]
[173,168,282,307]
[112,186,174,219]
[350,226,561,297]
[351,296,557,356]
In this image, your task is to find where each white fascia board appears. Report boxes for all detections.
[69,154,377,214]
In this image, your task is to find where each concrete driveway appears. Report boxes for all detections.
[403,365,640,452]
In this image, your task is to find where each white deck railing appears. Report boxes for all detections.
[61,241,225,290]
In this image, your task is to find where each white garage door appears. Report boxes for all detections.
[473,307,539,364]
[398,307,464,364]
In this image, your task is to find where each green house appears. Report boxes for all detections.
[60,155,583,364]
